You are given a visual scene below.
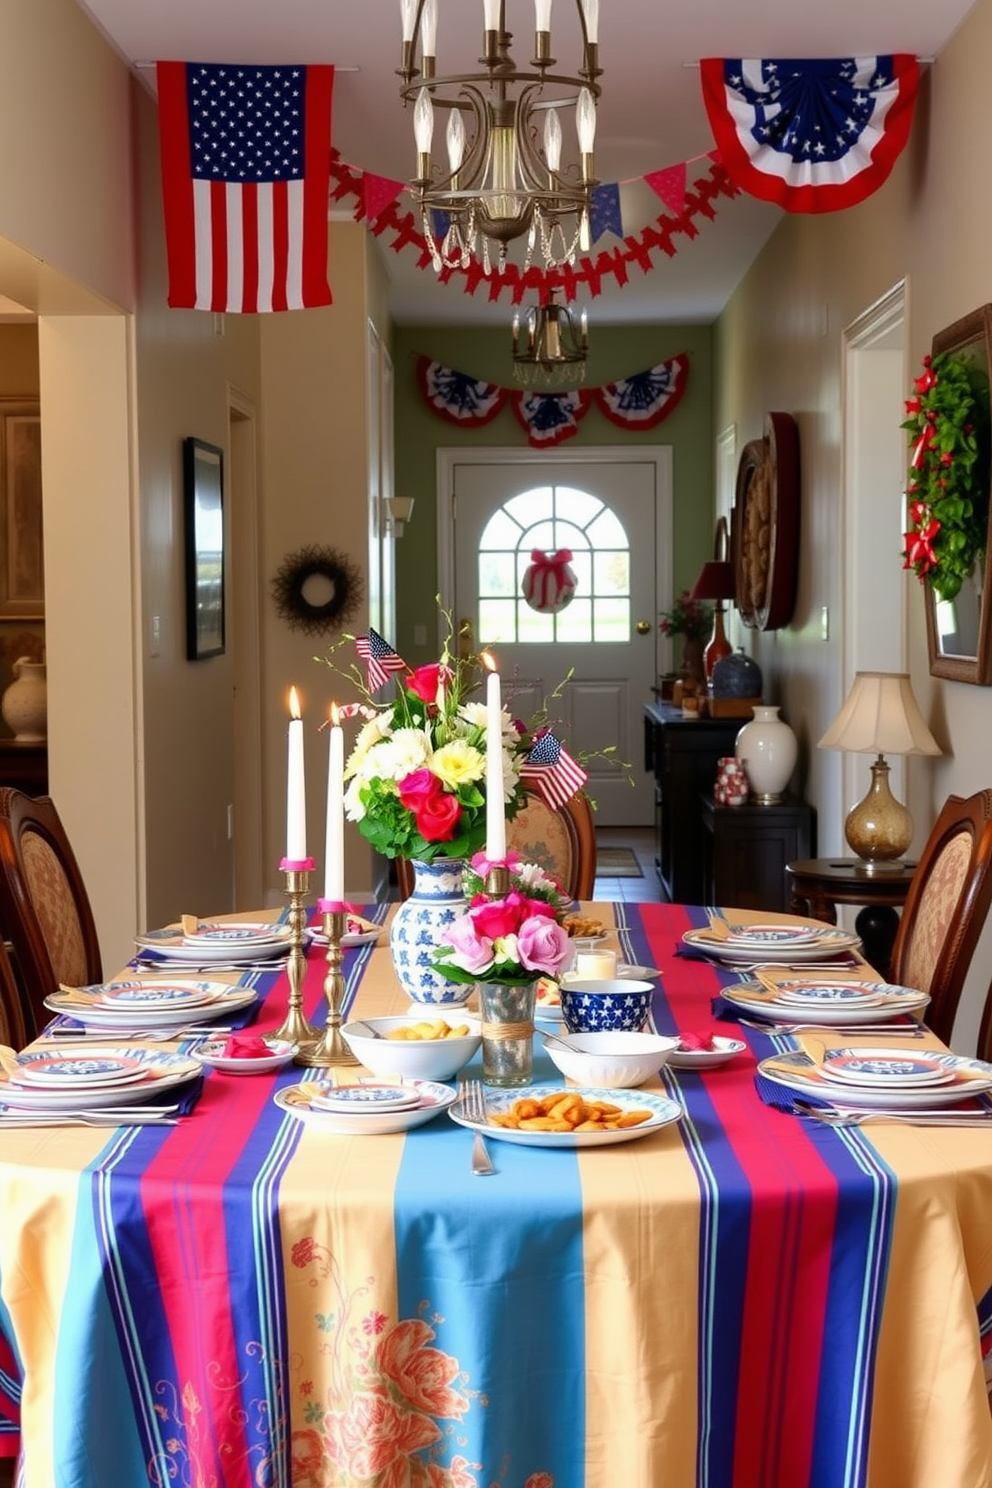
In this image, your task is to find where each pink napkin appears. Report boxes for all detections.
[678,1031,718,1052]
[222,1033,272,1060]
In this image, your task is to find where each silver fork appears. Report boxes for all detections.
[458,1078,495,1176]
[794,1098,992,1127]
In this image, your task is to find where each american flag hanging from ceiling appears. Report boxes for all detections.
[700,56,920,213]
[157,62,334,312]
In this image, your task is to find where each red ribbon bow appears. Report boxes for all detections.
[525,548,575,611]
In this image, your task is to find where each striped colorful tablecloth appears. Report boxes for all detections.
[2,902,992,1488]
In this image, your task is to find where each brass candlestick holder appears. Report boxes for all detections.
[272,861,321,1047]
[294,903,360,1068]
[484,863,510,898]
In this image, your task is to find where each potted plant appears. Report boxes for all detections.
[658,590,713,684]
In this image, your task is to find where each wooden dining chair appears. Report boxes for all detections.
[0,936,28,1050]
[395,788,597,902]
[0,788,103,1040]
[888,787,992,1045]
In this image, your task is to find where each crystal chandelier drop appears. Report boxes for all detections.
[511,288,588,385]
[398,0,602,276]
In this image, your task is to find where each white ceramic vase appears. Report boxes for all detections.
[735,705,797,804]
[1,656,47,742]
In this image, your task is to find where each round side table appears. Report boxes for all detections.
[785,858,917,979]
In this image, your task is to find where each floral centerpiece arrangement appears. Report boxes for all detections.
[658,590,713,640]
[903,350,991,601]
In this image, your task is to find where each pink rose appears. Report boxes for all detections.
[470,895,526,941]
[517,916,574,977]
[406,663,449,703]
[442,915,495,975]
[398,768,439,808]
[415,790,461,842]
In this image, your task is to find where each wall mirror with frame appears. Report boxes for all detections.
[923,305,992,684]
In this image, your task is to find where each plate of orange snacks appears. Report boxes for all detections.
[448,1083,683,1148]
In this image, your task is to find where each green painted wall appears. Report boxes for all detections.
[392,321,714,662]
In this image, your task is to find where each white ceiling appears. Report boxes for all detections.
[71,0,978,328]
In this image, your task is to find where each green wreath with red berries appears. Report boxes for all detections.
[903,350,991,602]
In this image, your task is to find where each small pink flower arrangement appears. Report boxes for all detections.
[432,889,575,986]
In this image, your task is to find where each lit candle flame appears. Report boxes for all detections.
[289,686,302,721]
[480,650,497,673]
[330,701,340,727]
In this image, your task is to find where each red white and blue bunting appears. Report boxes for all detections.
[416,354,690,449]
[700,55,920,213]
[416,357,506,426]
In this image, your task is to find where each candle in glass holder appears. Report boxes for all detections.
[324,703,344,901]
[481,651,506,862]
[286,687,307,860]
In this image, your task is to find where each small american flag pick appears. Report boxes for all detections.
[520,731,587,810]
[355,630,407,693]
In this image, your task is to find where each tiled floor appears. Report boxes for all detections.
[592,825,659,903]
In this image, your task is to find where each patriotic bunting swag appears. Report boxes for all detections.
[416,357,507,426]
[416,354,689,449]
[521,550,577,614]
[700,55,920,213]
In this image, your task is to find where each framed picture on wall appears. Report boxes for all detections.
[183,436,225,661]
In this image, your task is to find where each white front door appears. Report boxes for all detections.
[440,448,671,825]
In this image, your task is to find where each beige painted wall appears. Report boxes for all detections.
[714,3,992,1048]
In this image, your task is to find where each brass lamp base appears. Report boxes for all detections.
[845,754,913,874]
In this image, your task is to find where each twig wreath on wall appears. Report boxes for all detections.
[270,545,364,636]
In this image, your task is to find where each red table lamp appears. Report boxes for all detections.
[691,516,736,679]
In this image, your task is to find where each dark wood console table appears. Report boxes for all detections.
[703,793,816,914]
[644,703,741,903]
[785,857,917,979]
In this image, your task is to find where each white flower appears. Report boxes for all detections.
[345,709,394,778]
[372,727,433,782]
[457,701,488,731]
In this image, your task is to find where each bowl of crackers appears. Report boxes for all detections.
[340,1014,481,1081]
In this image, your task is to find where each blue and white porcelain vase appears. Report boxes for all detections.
[390,857,473,1006]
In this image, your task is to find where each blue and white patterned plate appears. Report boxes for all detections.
[9,1052,146,1088]
[311,1082,423,1113]
[682,926,861,965]
[725,923,823,947]
[134,922,291,962]
[723,980,929,1027]
[776,981,884,1007]
[820,1048,955,1088]
[0,1046,200,1110]
[44,981,258,1031]
[97,982,217,1010]
[759,1050,992,1109]
[275,1079,457,1134]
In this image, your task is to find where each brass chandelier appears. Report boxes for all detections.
[512,287,588,385]
[399,0,602,275]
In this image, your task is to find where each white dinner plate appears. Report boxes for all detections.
[758,1051,992,1109]
[192,1039,297,1075]
[135,922,292,962]
[448,1084,684,1148]
[44,982,259,1032]
[722,981,929,1027]
[8,1051,148,1088]
[667,1036,747,1069]
[274,1079,457,1134]
[618,964,661,980]
[818,1048,955,1089]
[0,1047,201,1110]
[682,927,861,965]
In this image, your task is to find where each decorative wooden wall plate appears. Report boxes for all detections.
[731,411,800,630]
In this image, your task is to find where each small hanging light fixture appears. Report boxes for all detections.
[399,0,602,277]
[511,288,589,386]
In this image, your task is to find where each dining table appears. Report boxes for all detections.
[2,899,992,1488]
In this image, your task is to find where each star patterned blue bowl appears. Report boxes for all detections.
[559,979,654,1034]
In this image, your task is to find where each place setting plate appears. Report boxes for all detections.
[722,980,930,1027]
[135,922,292,962]
[43,980,259,1032]
[817,1048,956,1089]
[7,1051,148,1088]
[448,1084,684,1148]
[722,923,825,949]
[0,1046,201,1111]
[682,926,861,965]
[667,1036,747,1070]
[758,1050,992,1110]
[274,1078,457,1134]
[192,1039,297,1075]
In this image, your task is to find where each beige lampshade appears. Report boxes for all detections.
[817,672,941,758]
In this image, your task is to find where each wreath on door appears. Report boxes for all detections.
[270,545,364,635]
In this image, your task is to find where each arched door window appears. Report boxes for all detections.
[478,484,630,643]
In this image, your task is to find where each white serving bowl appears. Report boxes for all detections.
[341,1015,481,1081]
[542,1030,679,1088]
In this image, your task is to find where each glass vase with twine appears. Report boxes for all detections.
[478,980,538,1087]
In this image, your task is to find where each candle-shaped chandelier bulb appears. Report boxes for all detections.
[534,0,553,29]
[543,107,562,174]
[414,87,434,152]
[580,0,599,44]
[482,0,500,33]
[576,86,596,155]
[421,0,438,64]
[446,107,466,176]
[400,0,417,43]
